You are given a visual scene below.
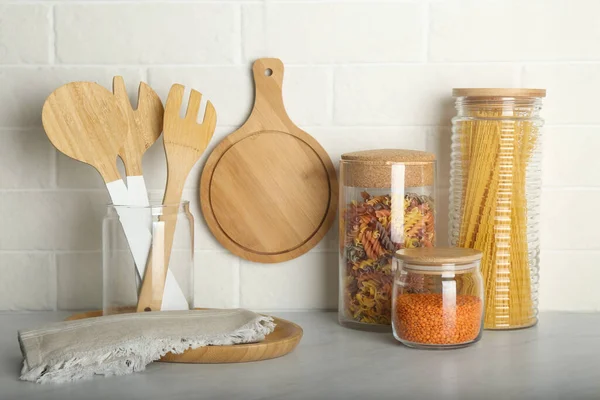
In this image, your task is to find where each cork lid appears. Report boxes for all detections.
[452,88,546,98]
[395,247,482,267]
[340,149,435,188]
[341,149,436,164]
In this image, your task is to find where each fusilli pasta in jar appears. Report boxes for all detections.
[339,150,436,331]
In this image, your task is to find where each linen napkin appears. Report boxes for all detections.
[18,309,275,384]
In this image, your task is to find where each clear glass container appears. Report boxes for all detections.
[449,88,546,330]
[339,149,436,331]
[103,201,194,315]
[392,247,484,349]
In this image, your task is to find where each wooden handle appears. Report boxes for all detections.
[136,218,178,312]
[136,205,180,312]
[136,180,185,312]
[246,58,292,131]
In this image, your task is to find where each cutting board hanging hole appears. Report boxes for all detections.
[264,68,273,77]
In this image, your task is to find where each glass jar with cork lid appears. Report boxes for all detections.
[338,149,436,331]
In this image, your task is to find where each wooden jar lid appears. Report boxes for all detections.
[200,59,337,263]
[340,149,435,188]
[395,247,483,266]
[452,88,546,98]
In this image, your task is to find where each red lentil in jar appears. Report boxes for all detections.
[394,293,482,345]
[392,247,484,349]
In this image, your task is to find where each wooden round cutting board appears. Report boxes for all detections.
[66,310,303,364]
[200,58,338,263]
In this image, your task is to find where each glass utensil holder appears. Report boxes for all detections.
[103,202,194,315]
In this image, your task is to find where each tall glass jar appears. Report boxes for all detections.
[392,247,484,349]
[339,149,436,331]
[449,88,546,330]
[103,201,194,315]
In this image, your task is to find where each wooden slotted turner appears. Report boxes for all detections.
[137,84,217,312]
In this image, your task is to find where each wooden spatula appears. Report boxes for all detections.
[137,84,217,312]
[112,77,189,310]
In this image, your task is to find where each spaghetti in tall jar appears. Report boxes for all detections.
[449,88,546,330]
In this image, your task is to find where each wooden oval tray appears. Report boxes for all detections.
[66,310,303,364]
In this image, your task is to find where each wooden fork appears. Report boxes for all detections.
[137,84,217,312]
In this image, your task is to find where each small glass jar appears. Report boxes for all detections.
[339,149,436,331]
[392,247,484,349]
[103,201,194,315]
[450,88,546,330]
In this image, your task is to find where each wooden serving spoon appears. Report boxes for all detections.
[137,84,217,312]
[42,82,129,202]
[112,77,188,310]
[42,82,156,308]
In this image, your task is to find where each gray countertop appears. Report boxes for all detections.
[1,311,599,400]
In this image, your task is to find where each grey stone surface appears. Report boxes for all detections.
[1,311,599,399]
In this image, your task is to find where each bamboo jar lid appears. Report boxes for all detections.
[452,88,546,98]
[340,149,435,188]
[395,247,483,266]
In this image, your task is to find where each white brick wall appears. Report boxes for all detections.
[0,0,598,312]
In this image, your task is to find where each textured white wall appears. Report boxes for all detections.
[0,0,597,312]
